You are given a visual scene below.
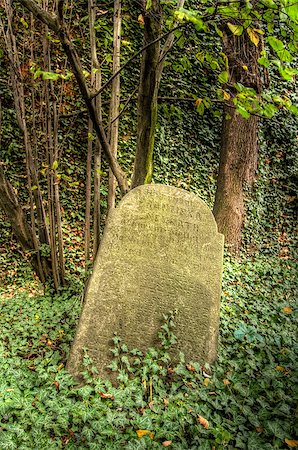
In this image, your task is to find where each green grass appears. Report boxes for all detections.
[0,255,297,449]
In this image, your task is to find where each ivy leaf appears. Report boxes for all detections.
[279,67,298,81]
[227,22,243,36]
[218,71,229,84]
[284,1,298,21]
[42,71,60,81]
[258,56,270,68]
[267,36,284,52]
[236,105,250,119]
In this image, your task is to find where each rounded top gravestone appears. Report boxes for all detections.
[67,184,224,379]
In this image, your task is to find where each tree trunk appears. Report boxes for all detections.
[0,166,51,282]
[213,106,258,253]
[107,0,122,212]
[131,0,162,188]
[213,23,262,254]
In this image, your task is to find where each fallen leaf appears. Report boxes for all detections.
[204,378,210,387]
[163,398,169,407]
[197,415,209,429]
[223,379,230,385]
[287,196,296,203]
[276,365,285,372]
[138,14,144,25]
[136,430,154,439]
[283,307,293,313]
[195,98,202,108]
[256,426,263,433]
[53,381,60,391]
[99,392,114,400]
[285,439,298,447]
[186,364,196,372]
[162,441,172,447]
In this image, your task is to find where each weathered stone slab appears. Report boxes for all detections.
[68,185,224,378]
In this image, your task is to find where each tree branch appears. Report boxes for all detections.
[17,0,59,31]
[17,0,129,194]
[91,23,188,99]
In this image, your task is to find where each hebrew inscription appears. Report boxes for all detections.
[68,184,224,379]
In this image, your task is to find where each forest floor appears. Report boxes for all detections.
[0,251,297,449]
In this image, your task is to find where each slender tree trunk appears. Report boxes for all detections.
[85,0,102,264]
[107,0,122,212]
[131,0,183,188]
[0,166,51,282]
[131,0,162,188]
[213,22,261,254]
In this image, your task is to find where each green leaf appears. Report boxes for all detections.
[267,36,284,52]
[196,101,205,115]
[284,0,298,21]
[42,71,60,81]
[289,104,298,115]
[218,71,229,84]
[146,0,152,9]
[258,57,270,68]
[277,49,293,63]
[52,160,58,170]
[279,66,298,81]
[227,22,243,36]
[236,105,250,119]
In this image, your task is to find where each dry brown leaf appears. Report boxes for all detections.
[197,415,209,429]
[138,14,145,25]
[283,307,293,313]
[285,439,298,447]
[186,364,196,372]
[162,441,172,447]
[256,427,263,433]
[99,392,115,400]
[223,379,230,385]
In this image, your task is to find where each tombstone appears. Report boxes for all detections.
[67,184,224,379]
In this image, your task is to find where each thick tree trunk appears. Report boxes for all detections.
[213,23,261,254]
[131,0,162,188]
[213,106,258,253]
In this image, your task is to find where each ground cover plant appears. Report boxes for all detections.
[0,253,297,449]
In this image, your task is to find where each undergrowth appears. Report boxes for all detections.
[0,256,297,449]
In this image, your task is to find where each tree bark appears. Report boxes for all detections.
[107,0,122,212]
[0,166,51,282]
[213,106,258,253]
[131,0,162,188]
[213,23,262,254]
